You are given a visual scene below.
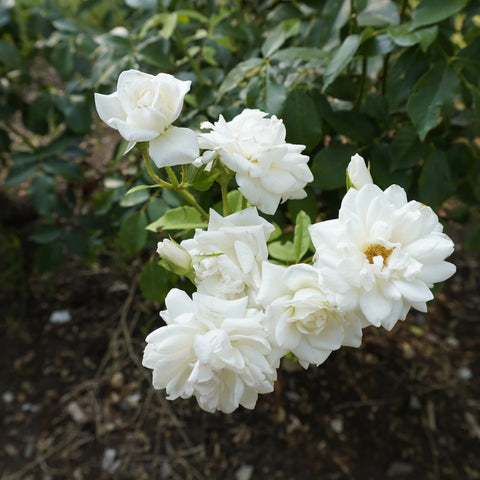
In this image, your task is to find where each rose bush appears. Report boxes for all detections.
[94,68,456,413]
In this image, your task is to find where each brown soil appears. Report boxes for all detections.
[1,223,479,480]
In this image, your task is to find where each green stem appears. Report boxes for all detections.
[181,165,188,186]
[241,195,248,210]
[165,166,179,187]
[220,181,231,216]
[381,53,390,96]
[354,56,367,111]
[139,145,172,188]
[138,143,208,220]
[349,0,358,34]
[177,188,209,220]
[400,0,409,22]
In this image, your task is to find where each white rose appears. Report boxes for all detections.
[94,69,199,167]
[181,207,274,305]
[197,109,313,215]
[309,183,456,330]
[347,153,373,189]
[142,289,276,413]
[257,262,363,369]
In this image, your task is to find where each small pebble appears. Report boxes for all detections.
[102,448,121,473]
[49,310,71,324]
[3,391,14,404]
[457,366,473,381]
[330,418,344,434]
[235,464,254,480]
[66,401,88,424]
[387,461,414,477]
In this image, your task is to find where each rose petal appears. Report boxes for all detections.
[149,126,200,167]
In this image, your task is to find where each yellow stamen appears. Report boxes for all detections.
[363,244,394,264]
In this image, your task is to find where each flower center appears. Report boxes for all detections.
[363,243,394,264]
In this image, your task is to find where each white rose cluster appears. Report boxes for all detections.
[94,70,456,413]
[144,154,455,413]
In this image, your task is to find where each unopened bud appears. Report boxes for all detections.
[346,153,373,189]
[157,239,192,275]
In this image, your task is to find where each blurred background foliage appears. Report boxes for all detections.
[1,0,479,302]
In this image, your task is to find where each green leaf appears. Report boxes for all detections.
[227,190,244,213]
[261,18,300,58]
[293,211,312,262]
[0,39,19,68]
[389,126,428,171]
[125,184,160,196]
[268,240,297,264]
[65,230,89,256]
[190,165,221,191]
[418,149,455,209]
[137,37,171,69]
[282,89,323,151]
[322,34,361,91]
[44,158,83,181]
[119,211,148,254]
[312,144,358,190]
[4,161,38,185]
[160,12,177,38]
[93,190,115,215]
[357,0,400,27]
[146,206,207,232]
[320,0,351,48]
[265,73,287,116]
[323,110,376,143]
[388,24,438,51]
[0,128,9,150]
[34,243,63,274]
[358,32,395,57]
[410,0,469,30]
[386,48,429,108]
[465,225,480,250]
[407,62,459,140]
[219,58,264,97]
[50,42,75,81]
[54,95,91,134]
[139,260,170,303]
[29,224,62,244]
[29,174,56,216]
[147,197,169,222]
[119,188,150,207]
[271,47,328,62]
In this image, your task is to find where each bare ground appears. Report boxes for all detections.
[1,222,479,480]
